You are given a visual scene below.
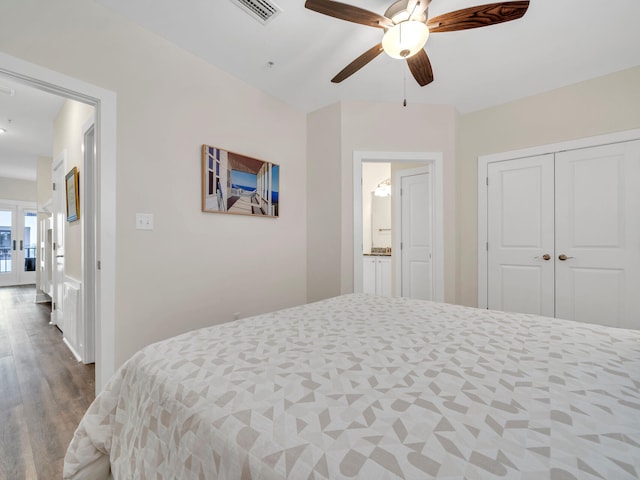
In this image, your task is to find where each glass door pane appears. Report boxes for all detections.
[0,208,14,275]
[23,210,38,274]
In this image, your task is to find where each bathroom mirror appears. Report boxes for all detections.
[362,163,392,255]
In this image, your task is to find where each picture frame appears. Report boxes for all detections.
[201,144,279,217]
[65,166,80,222]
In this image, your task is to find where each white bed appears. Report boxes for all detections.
[64,294,640,479]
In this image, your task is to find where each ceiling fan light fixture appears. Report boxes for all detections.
[382,21,429,59]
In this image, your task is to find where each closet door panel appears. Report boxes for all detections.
[555,140,640,329]
[487,155,555,316]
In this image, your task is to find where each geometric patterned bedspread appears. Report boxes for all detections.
[63,294,640,479]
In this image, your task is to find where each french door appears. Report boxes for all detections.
[486,140,640,329]
[0,203,37,287]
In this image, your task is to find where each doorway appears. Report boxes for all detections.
[0,52,116,392]
[0,202,37,286]
[353,151,444,301]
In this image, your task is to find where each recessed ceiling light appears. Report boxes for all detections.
[0,85,15,96]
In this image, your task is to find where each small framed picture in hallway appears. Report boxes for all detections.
[201,145,279,217]
[65,166,80,222]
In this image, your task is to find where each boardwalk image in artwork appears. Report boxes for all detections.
[202,145,279,217]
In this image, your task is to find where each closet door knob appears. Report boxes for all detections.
[558,254,574,261]
[535,254,551,260]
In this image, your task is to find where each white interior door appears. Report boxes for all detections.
[52,156,66,330]
[555,140,640,329]
[487,155,555,316]
[400,168,433,300]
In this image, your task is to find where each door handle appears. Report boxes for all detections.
[20,240,23,251]
[535,254,551,260]
[12,240,16,251]
[558,254,574,261]
[56,255,65,258]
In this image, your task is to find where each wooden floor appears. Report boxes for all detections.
[0,285,95,480]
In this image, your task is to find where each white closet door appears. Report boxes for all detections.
[555,140,640,329]
[487,155,555,316]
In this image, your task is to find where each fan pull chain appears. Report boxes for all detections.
[403,73,407,107]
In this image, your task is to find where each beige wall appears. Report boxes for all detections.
[340,102,458,302]
[53,100,94,282]
[307,103,342,303]
[456,66,640,307]
[0,0,307,367]
[307,101,457,303]
[0,177,37,202]
[36,156,52,208]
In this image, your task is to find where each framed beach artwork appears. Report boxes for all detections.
[65,166,80,222]
[201,145,279,217]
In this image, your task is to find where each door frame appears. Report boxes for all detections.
[81,116,96,363]
[51,150,67,328]
[0,51,116,393]
[353,151,444,302]
[393,165,432,299]
[477,128,640,309]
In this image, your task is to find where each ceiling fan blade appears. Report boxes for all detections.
[332,43,384,83]
[406,49,434,86]
[427,1,529,33]
[305,0,393,29]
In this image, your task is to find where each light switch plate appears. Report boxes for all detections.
[135,213,154,230]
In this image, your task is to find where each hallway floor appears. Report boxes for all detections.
[0,285,95,479]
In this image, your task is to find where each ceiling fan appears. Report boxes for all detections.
[305,0,530,86]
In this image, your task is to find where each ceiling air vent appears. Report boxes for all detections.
[230,0,282,25]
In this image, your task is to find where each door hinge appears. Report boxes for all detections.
[486,242,489,251]
[53,242,56,251]
[53,182,56,191]
[97,260,102,270]
[400,242,403,250]
[486,177,489,186]
[52,302,56,311]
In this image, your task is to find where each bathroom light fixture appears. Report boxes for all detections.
[0,85,15,96]
[374,179,391,197]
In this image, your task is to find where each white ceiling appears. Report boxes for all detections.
[94,0,640,113]
[0,76,65,182]
[2,0,640,182]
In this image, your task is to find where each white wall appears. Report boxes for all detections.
[456,66,640,307]
[53,99,94,282]
[0,0,307,368]
[0,177,36,202]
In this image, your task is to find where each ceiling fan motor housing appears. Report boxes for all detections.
[384,0,429,24]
